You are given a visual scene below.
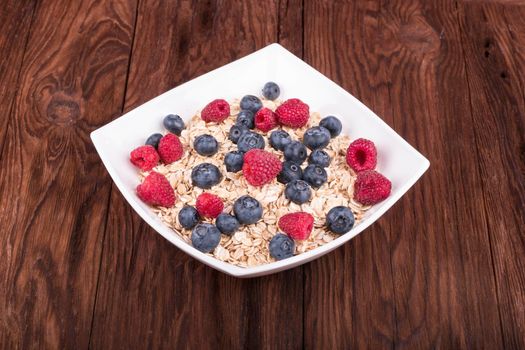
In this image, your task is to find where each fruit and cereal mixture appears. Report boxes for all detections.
[130,82,391,267]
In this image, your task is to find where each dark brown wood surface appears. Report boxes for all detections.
[0,0,524,349]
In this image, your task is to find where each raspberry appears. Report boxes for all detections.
[254,107,278,132]
[242,149,282,187]
[136,171,176,207]
[158,133,183,164]
[354,170,391,205]
[275,98,310,128]
[346,138,377,172]
[196,193,224,218]
[130,145,159,171]
[201,99,230,123]
[278,212,314,240]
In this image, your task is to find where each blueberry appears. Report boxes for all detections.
[269,233,295,260]
[303,164,327,188]
[191,163,223,189]
[320,116,342,138]
[269,130,291,151]
[262,82,280,100]
[284,141,308,164]
[229,125,248,144]
[277,161,303,184]
[237,131,265,153]
[240,95,263,113]
[215,213,240,235]
[326,206,355,234]
[236,110,255,129]
[191,223,221,253]
[163,114,185,135]
[233,195,263,224]
[224,151,244,172]
[308,149,331,167]
[178,206,200,229]
[194,134,219,156]
[285,180,312,204]
[303,126,331,150]
[145,133,163,149]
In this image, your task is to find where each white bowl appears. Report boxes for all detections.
[91,43,429,278]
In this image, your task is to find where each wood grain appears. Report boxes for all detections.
[0,0,36,152]
[380,0,504,348]
[303,1,396,349]
[457,2,525,348]
[89,1,304,349]
[1,0,524,348]
[0,0,136,347]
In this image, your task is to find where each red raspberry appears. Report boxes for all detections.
[278,212,314,240]
[136,171,176,207]
[275,98,310,128]
[254,107,278,132]
[196,193,224,218]
[130,145,159,171]
[242,149,282,187]
[201,99,230,123]
[354,170,391,205]
[346,138,377,172]
[158,133,183,164]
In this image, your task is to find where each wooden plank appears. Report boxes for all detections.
[304,0,507,348]
[89,1,305,348]
[503,6,525,109]
[303,1,396,348]
[383,0,505,348]
[0,0,136,348]
[0,0,36,151]
[457,2,525,348]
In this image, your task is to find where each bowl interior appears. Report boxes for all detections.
[91,44,429,277]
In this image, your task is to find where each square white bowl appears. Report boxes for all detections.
[91,43,429,278]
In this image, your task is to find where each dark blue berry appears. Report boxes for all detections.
[320,116,342,138]
[262,82,280,100]
[224,151,244,173]
[285,180,312,204]
[215,213,240,235]
[303,126,331,150]
[326,206,355,234]
[284,141,307,164]
[236,110,255,129]
[194,134,219,156]
[308,149,331,167]
[237,131,265,153]
[277,161,303,184]
[240,95,263,113]
[178,206,200,229]
[233,195,263,224]
[163,114,185,135]
[303,164,327,188]
[269,233,295,260]
[191,163,223,189]
[145,133,163,149]
[191,223,221,253]
[269,130,291,151]
[229,125,248,144]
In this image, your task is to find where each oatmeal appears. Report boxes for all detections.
[141,98,371,267]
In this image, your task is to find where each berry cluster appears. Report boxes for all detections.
[130,114,187,207]
[265,115,341,204]
[128,80,393,263]
[179,193,263,253]
[346,138,391,205]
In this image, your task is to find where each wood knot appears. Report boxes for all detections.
[46,97,80,125]
[398,17,440,56]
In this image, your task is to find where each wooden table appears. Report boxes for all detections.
[1,0,524,348]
